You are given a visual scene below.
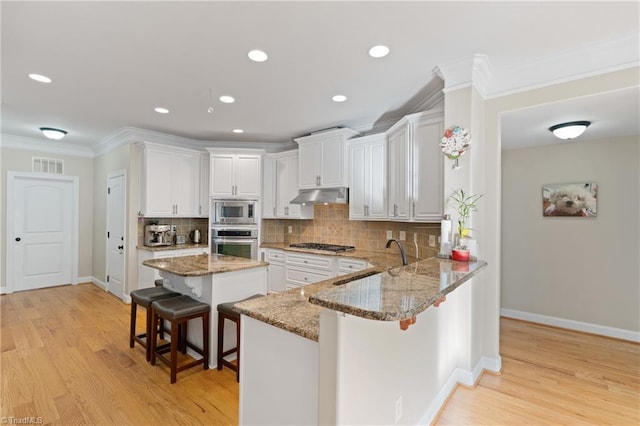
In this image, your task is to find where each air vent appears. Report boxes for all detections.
[33,157,64,174]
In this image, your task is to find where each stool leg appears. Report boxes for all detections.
[203,311,210,371]
[129,301,137,349]
[150,311,158,366]
[180,322,188,354]
[170,320,179,384]
[217,314,224,371]
[145,305,153,362]
[235,316,240,382]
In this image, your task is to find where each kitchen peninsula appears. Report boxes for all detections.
[142,253,267,368]
[235,252,487,425]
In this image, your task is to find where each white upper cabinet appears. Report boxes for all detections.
[140,143,200,217]
[199,153,210,218]
[263,150,313,219]
[208,149,262,199]
[387,109,444,222]
[262,155,277,219]
[348,133,388,220]
[295,128,359,189]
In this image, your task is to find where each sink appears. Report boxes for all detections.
[332,270,380,286]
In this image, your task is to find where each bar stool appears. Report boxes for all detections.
[154,279,164,287]
[217,294,263,382]
[129,287,181,361]
[150,295,211,384]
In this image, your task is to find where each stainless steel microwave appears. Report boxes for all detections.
[212,200,257,224]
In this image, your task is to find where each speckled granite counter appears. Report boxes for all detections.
[137,243,209,252]
[142,253,267,277]
[235,244,486,341]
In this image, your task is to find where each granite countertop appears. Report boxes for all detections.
[137,243,209,252]
[234,243,486,341]
[142,253,267,277]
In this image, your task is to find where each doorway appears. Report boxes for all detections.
[6,172,79,293]
[106,171,126,301]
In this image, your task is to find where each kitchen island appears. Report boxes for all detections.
[142,253,268,369]
[235,255,491,425]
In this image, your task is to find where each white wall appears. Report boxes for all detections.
[502,136,639,333]
[0,147,94,283]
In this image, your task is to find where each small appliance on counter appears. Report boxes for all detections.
[175,234,187,245]
[144,224,172,247]
[190,229,202,244]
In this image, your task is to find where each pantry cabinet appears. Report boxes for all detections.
[295,128,359,189]
[139,143,200,217]
[387,109,444,222]
[348,133,387,220]
[209,150,262,198]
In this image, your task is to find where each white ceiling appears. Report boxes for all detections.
[2,1,639,151]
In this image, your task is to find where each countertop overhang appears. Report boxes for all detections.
[142,253,267,277]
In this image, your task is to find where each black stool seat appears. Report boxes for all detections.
[154,295,211,319]
[129,287,181,362]
[150,295,211,384]
[217,294,264,382]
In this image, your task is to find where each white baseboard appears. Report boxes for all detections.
[91,277,107,291]
[419,356,501,425]
[501,308,640,343]
[0,286,7,295]
[77,276,92,284]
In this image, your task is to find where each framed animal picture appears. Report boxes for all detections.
[542,182,598,217]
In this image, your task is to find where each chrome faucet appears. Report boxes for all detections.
[386,239,408,266]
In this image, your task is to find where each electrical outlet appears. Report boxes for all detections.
[386,230,393,239]
[171,225,177,232]
[288,226,293,234]
[399,231,406,241]
[395,396,402,424]
[429,235,436,247]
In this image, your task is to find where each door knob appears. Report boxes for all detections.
[117,245,124,250]
[15,237,21,242]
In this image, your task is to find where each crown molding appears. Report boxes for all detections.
[485,32,639,99]
[0,134,94,158]
[433,54,493,98]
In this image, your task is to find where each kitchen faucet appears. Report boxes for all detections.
[386,239,408,266]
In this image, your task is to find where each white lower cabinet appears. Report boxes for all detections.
[137,247,209,289]
[264,249,370,292]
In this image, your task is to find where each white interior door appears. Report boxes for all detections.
[7,173,77,292]
[106,172,126,300]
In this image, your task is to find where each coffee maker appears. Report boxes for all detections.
[144,224,172,247]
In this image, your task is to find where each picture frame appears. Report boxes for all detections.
[542,182,598,217]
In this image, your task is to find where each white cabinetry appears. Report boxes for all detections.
[295,128,359,189]
[199,153,210,217]
[209,150,262,198]
[138,246,209,289]
[262,151,313,219]
[140,143,200,217]
[348,134,387,220]
[265,249,286,293]
[285,252,335,289]
[337,257,368,274]
[262,155,277,219]
[387,109,444,222]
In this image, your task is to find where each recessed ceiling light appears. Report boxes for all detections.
[219,95,235,104]
[248,49,268,62]
[549,121,591,140]
[232,129,244,134]
[368,45,390,58]
[154,107,169,114]
[207,107,214,114]
[29,73,52,83]
[332,95,347,102]
[39,127,67,140]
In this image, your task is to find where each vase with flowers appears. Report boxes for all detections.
[448,189,483,261]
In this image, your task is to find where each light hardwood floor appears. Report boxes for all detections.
[1,283,638,425]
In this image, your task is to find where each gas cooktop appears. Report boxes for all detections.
[289,242,356,253]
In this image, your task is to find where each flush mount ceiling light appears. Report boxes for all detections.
[219,95,235,103]
[39,127,67,140]
[332,95,347,102]
[549,121,591,140]
[248,49,268,62]
[368,45,390,58]
[29,73,52,83]
[232,129,244,134]
[154,107,169,114]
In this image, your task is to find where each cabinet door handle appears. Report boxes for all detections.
[199,205,202,215]
[393,204,398,217]
[413,202,416,217]
[273,207,276,216]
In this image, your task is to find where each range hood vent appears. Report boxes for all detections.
[290,187,348,205]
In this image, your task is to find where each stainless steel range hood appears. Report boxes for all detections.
[289,187,348,205]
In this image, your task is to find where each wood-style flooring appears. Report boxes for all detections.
[1,283,638,425]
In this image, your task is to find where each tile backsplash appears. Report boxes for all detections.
[262,204,441,260]
[137,217,209,246]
